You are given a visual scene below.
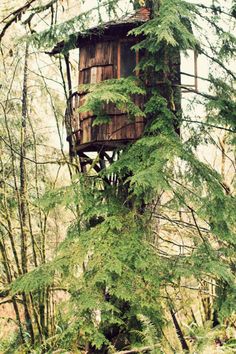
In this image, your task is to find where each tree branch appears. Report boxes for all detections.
[0,0,38,41]
[182,119,236,133]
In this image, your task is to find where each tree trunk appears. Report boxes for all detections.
[20,42,35,345]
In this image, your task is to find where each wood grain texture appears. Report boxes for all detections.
[69,35,180,153]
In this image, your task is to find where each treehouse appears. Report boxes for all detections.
[51,7,184,160]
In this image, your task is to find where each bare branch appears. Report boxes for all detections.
[0,0,37,41]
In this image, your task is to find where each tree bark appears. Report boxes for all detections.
[170,308,189,352]
[20,42,35,345]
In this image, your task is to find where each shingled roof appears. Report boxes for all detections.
[49,7,150,55]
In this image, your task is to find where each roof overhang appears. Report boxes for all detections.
[48,7,150,55]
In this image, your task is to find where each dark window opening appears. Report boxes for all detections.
[120,41,137,78]
[88,45,96,58]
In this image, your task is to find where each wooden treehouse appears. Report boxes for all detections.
[51,7,184,172]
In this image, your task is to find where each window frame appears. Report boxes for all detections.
[117,38,139,79]
[181,50,198,93]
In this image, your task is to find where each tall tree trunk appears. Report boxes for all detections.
[20,42,35,345]
[20,44,28,275]
[170,308,189,352]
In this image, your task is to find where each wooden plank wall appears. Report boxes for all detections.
[68,38,181,151]
[76,39,145,148]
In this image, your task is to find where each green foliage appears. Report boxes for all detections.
[135,314,161,352]
[0,332,26,354]
[11,263,54,294]
[38,182,79,213]
[78,77,145,125]
[206,76,236,130]
[26,10,91,51]
[131,0,197,50]
[27,1,122,51]
[218,288,236,322]
[58,210,165,350]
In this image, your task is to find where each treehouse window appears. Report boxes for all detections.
[181,50,198,92]
[118,40,138,78]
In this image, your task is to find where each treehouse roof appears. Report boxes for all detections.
[49,7,150,55]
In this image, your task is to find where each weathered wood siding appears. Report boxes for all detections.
[75,39,145,151]
[67,37,181,153]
